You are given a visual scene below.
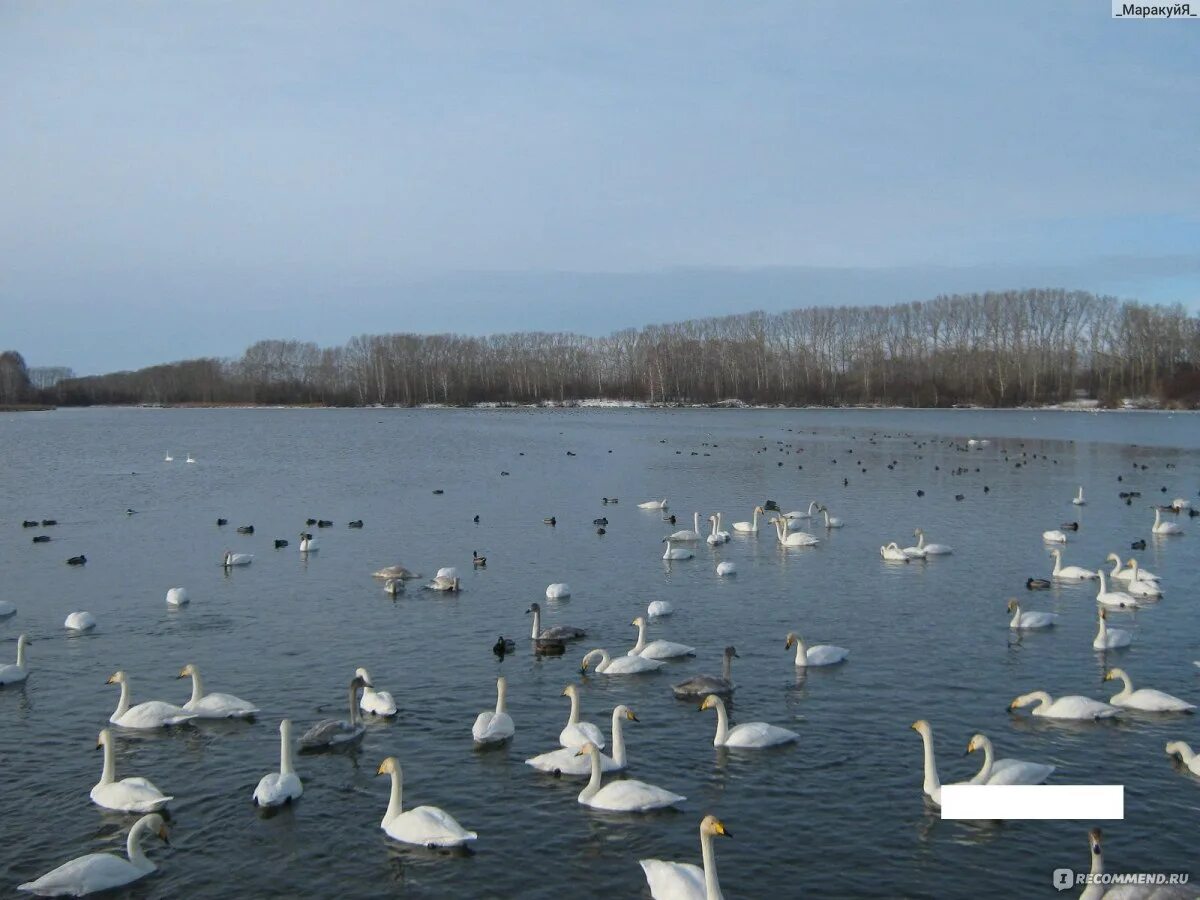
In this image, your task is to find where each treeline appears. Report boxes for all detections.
[24,289,1200,409]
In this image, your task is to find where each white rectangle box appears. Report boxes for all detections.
[940,785,1124,820]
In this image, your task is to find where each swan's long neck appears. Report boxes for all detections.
[693,512,701,535]
[1096,614,1107,642]
[348,683,361,727]
[775,518,786,541]
[1167,741,1196,764]
[280,722,294,776]
[15,638,27,669]
[1154,508,1162,527]
[1090,839,1103,880]
[1109,555,1122,577]
[721,653,732,682]
[822,510,830,526]
[792,639,808,666]
[100,737,116,785]
[919,728,941,796]
[712,698,729,745]
[611,709,627,766]
[751,507,759,529]
[530,608,541,639]
[126,820,151,869]
[384,765,403,823]
[188,670,206,705]
[115,680,131,718]
[1028,691,1053,712]
[1111,670,1133,697]
[596,649,611,672]
[1097,571,1108,593]
[495,680,507,715]
[708,517,718,538]
[916,530,926,550]
[631,620,647,654]
[566,689,581,726]
[579,745,603,801]
[1009,604,1022,628]
[700,829,721,899]
[1051,551,1063,576]
[974,737,995,782]
[807,501,818,516]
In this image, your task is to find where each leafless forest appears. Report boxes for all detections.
[6,290,1200,409]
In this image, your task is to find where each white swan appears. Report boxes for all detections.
[163,453,173,462]
[582,648,665,675]
[880,542,909,562]
[1124,569,1162,599]
[546,582,571,600]
[966,732,1055,786]
[372,564,421,580]
[1009,690,1119,720]
[716,561,736,576]
[1093,608,1132,650]
[732,506,764,533]
[1050,548,1096,581]
[527,602,586,641]
[91,728,172,813]
[669,513,703,543]
[1006,598,1057,630]
[253,719,303,807]
[377,756,476,847]
[472,676,514,744]
[298,533,318,553]
[785,632,848,667]
[662,538,695,560]
[558,684,605,749]
[178,663,258,718]
[1073,486,1086,506]
[783,501,820,522]
[0,600,15,617]
[639,498,668,509]
[574,741,685,812]
[424,574,461,592]
[1094,571,1141,609]
[1076,829,1193,900]
[648,600,674,617]
[529,704,634,774]
[1108,553,1160,584]
[639,815,730,900]
[1104,668,1194,712]
[222,551,252,567]
[297,674,370,749]
[185,453,195,464]
[64,612,96,631]
[1166,741,1200,776]
[107,671,196,728]
[18,813,170,897]
[1171,497,1192,511]
[699,693,797,748]
[770,517,819,547]
[1042,529,1068,543]
[0,634,30,685]
[164,588,188,608]
[910,719,954,805]
[629,615,695,659]
[819,507,844,529]
[355,667,397,716]
[1152,507,1184,535]
[913,529,952,555]
[705,514,730,545]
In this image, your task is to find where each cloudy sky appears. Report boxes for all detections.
[2,2,1198,373]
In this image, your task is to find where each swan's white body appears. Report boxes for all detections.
[18,814,168,897]
[424,575,460,592]
[372,564,421,580]
[355,667,397,716]
[1153,508,1184,535]
[222,552,253,567]
[0,634,30,685]
[1094,571,1141,609]
[299,534,318,553]
[1050,548,1096,581]
[437,567,458,580]
[786,633,848,667]
[663,538,695,560]
[472,677,515,744]
[914,530,952,555]
[1105,668,1194,712]
[700,694,797,748]
[179,664,258,718]
[629,616,695,659]
[253,719,303,807]
[91,729,172,813]
[1094,610,1132,650]
[648,600,674,617]
[731,506,763,533]
[575,742,684,812]
[669,513,703,543]
[771,517,819,547]
[880,542,909,562]
[1073,486,1086,506]
[1010,691,1120,720]
[64,612,96,631]
[558,684,605,749]
[164,588,188,608]
[966,733,1055,787]
[1042,529,1068,544]
[820,508,843,529]
[107,671,196,728]
[705,514,731,545]
[1166,741,1200,776]
[639,815,729,900]
[1124,572,1162,599]
[530,705,634,775]
[582,648,665,675]
[545,583,571,600]
[716,561,736,576]
[639,498,668,509]
[783,502,820,523]
[377,757,476,848]
[1007,600,1057,630]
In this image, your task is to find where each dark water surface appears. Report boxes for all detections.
[1,407,1198,898]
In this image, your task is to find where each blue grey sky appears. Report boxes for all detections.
[2,2,1198,374]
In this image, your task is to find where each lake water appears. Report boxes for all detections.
[1,407,1198,899]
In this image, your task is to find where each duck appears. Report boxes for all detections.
[639,815,730,900]
[64,611,97,631]
[0,634,30,685]
[785,631,848,667]
[376,756,477,848]
[1073,486,1086,506]
[912,529,953,555]
[1165,741,1200,776]
[492,635,515,657]
[372,564,421,580]
[672,647,737,698]
[66,555,87,566]
[880,542,909,562]
[545,583,571,600]
[31,535,50,543]
[178,663,259,718]
[647,600,674,617]
[1104,668,1194,712]
[1006,598,1057,630]
[638,498,669,509]
[107,671,196,728]
[1095,571,1141,609]
[348,520,364,528]
[236,525,254,535]
[1152,507,1184,535]
[582,648,665,675]
[472,550,487,568]
[1042,529,1068,543]
[1026,577,1052,590]
[1131,538,1147,550]
[731,506,764,533]
[355,667,397,716]
[222,551,253,567]
[1049,548,1096,581]
[1093,608,1132,650]
[253,719,303,807]
[274,539,289,549]
[91,728,172,813]
[298,674,371,750]
[558,684,605,749]
[471,676,514,744]
[716,561,737,576]
[628,616,695,659]
[18,814,170,897]
[574,741,685,812]
[527,705,635,775]
[165,588,188,608]
[770,517,820,547]
[700,693,797,747]
[662,538,695,560]
[527,602,586,641]
[1008,690,1120,720]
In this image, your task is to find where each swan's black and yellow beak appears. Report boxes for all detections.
[105,674,117,685]
[176,669,188,679]
[627,709,639,722]
[158,825,170,845]
[713,820,730,838]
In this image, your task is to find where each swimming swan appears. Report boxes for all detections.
[1104,668,1194,712]
[669,513,703,542]
[377,756,477,848]
[699,693,797,748]
[372,564,421,580]
[1050,548,1096,581]
[1042,529,1068,544]
[639,498,668,510]
[253,719,303,807]
[716,561,737,576]
[18,814,169,897]
[629,616,695,659]
[298,674,370,750]
[546,583,572,600]
[1093,608,1132,650]
[785,632,848,667]
[662,538,696,560]
[527,602,586,641]
[1073,486,1086,506]
[818,507,844,529]
[965,733,1055,786]
[222,551,253,567]
[472,676,514,744]
[1152,507,1184,535]
[1165,741,1200,776]
[107,671,196,729]
[672,647,738,699]
[527,705,634,775]
[639,814,730,900]
[913,529,953,555]
[1009,691,1119,720]
[1108,553,1160,584]
[582,648,665,675]
[1075,829,1190,900]
[178,663,258,718]
[574,741,685,812]
[91,728,172,813]
[648,600,675,617]
[0,634,31,685]
[1094,571,1141,609]
[770,517,820,547]
[880,542,909,562]
[558,684,606,749]
[1006,598,1058,630]
[64,612,97,631]
[355,667,397,716]
[732,506,764,533]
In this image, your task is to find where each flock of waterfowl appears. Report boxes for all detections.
[3,428,1199,899]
